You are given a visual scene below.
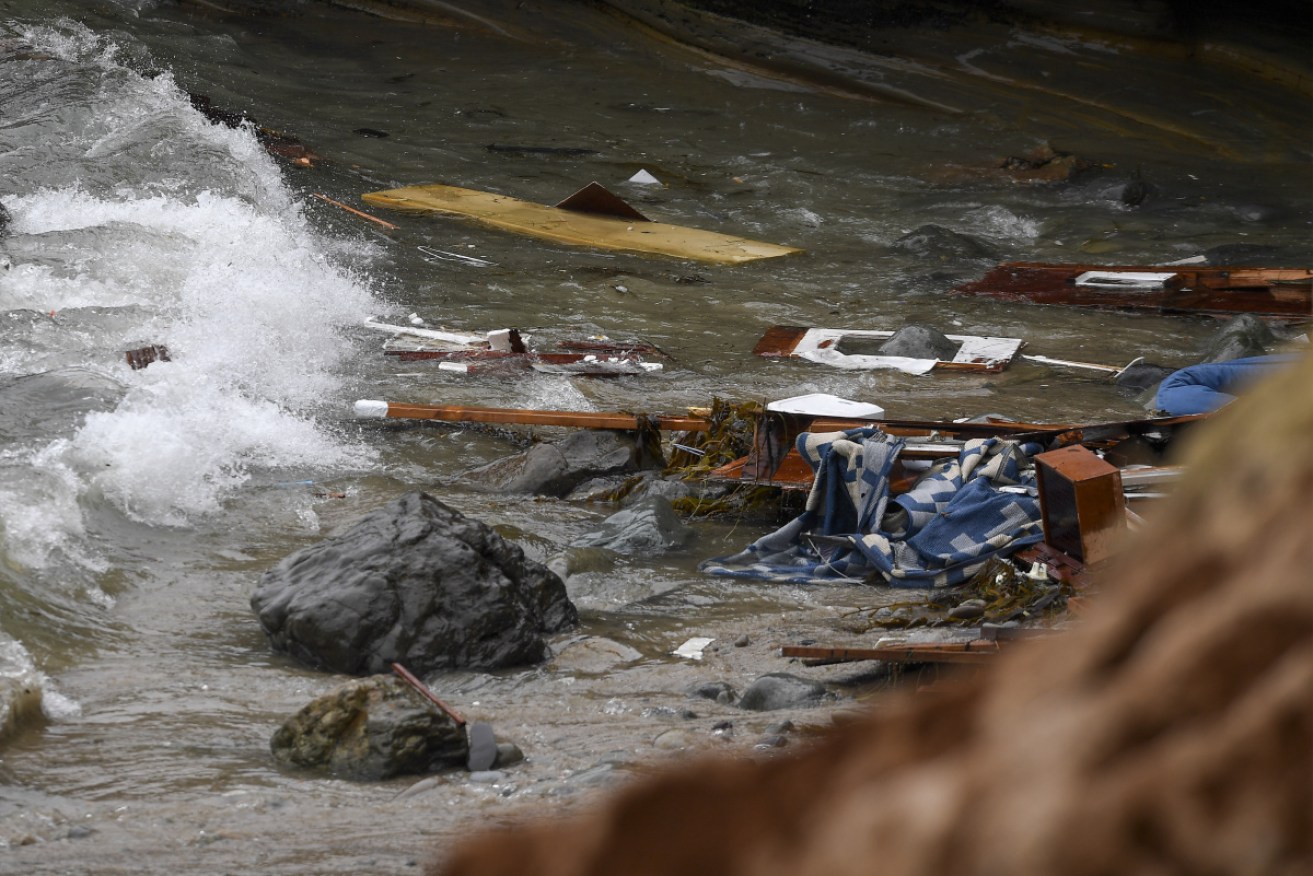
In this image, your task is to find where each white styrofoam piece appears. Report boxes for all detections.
[766,393,885,419]
[1073,270,1177,289]
[673,637,714,660]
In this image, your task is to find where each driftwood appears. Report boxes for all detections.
[432,352,1313,876]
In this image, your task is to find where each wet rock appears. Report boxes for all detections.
[738,673,828,712]
[734,634,751,648]
[947,598,987,620]
[467,430,659,497]
[0,202,10,238]
[765,719,795,736]
[711,720,735,738]
[494,741,525,768]
[1114,361,1175,396]
[618,471,696,506]
[572,496,694,555]
[688,680,738,705]
[466,721,498,772]
[875,325,960,361]
[755,735,789,749]
[551,636,643,674]
[1199,314,1275,363]
[468,770,505,784]
[251,492,578,675]
[270,675,468,781]
[891,224,996,264]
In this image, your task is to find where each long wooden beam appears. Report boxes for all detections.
[781,642,1001,665]
[353,399,710,431]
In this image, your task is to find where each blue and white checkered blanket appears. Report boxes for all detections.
[700,427,1044,587]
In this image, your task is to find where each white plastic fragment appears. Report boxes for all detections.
[673,637,715,660]
[487,328,516,351]
[766,393,884,419]
[628,169,661,186]
[408,312,426,326]
[438,362,470,374]
[1074,270,1177,289]
[353,399,389,419]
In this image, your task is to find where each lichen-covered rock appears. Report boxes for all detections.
[251,492,578,675]
[270,675,467,781]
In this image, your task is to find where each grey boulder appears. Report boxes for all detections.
[573,496,694,555]
[466,429,660,497]
[251,492,578,675]
[738,673,829,712]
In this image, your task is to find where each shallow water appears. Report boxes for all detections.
[0,1,1309,873]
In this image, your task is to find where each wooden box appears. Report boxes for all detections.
[1034,445,1126,564]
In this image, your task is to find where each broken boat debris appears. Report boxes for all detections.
[363,318,665,377]
[360,181,803,264]
[952,262,1312,319]
[753,325,1026,374]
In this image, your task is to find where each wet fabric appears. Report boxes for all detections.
[1153,354,1299,416]
[700,428,1044,588]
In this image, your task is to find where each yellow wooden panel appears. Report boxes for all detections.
[361,183,803,264]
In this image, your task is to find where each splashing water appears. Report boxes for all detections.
[0,21,380,541]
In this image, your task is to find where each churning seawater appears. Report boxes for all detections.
[0,1,1309,872]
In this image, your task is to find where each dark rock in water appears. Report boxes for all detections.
[0,202,10,238]
[874,325,960,361]
[250,492,578,675]
[270,675,468,781]
[738,673,829,712]
[466,721,498,772]
[688,680,738,705]
[467,430,658,497]
[1199,314,1276,363]
[572,496,694,555]
[1114,361,1176,397]
[891,224,996,264]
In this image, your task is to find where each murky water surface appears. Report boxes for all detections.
[0,1,1308,872]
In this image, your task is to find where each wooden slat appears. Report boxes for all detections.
[781,642,1001,665]
[378,402,709,431]
[751,325,808,357]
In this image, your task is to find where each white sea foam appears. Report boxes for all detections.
[0,20,380,538]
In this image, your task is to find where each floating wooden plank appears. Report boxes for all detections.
[754,326,1026,373]
[781,642,1001,665]
[361,182,803,264]
[353,400,709,431]
[952,262,1312,318]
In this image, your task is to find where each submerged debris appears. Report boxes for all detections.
[850,558,1072,632]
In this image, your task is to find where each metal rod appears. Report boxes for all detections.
[390,662,466,727]
[313,193,400,230]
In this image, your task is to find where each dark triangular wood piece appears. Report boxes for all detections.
[555,181,649,222]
